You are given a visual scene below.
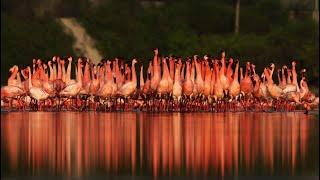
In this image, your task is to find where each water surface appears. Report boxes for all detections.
[1,112,319,178]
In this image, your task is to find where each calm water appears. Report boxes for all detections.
[1,112,319,178]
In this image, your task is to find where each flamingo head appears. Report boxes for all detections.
[78,58,82,65]
[228,58,233,64]
[204,55,209,61]
[221,51,225,59]
[270,63,275,68]
[282,65,287,70]
[292,61,296,66]
[132,58,138,64]
[154,48,159,55]
[193,55,198,61]
[68,57,72,62]
[9,65,18,72]
[301,68,306,73]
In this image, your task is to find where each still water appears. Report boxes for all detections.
[1,112,319,178]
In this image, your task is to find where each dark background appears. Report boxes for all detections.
[1,0,319,91]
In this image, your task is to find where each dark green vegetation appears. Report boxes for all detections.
[1,0,319,87]
[1,14,75,85]
[78,0,319,84]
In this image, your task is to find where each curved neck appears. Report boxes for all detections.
[83,63,91,83]
[105,63,112,82]
[53,64,57,80]
[57,61,62,79]
[8,68,18,80]
[131,62,137,83]
[66,61,72,82]
[234,63,239,82]
[227,61,233,78]
[185,63,191,80]
[77,64,83,86]
[277,71,281,85]
[169,58,175,80]
[140,66,144,87]
[281,68,286,85]
[195,61,202,81]
[174,64,181,83]
[48,64,54,81]
[28,68,32,88]
[190,62,195,81]
[204,63,211,82]
[220,58,226,75]
[62,64,66,82]
[201,62,206,80]
[287,71,292,84]
[240,68,243,80]
[180,64,185,81]
[292,65,298,85]
[211,68,215,84]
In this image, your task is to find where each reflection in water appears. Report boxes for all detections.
[1,112,318,177]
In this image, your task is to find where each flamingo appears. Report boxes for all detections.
[203,56,212,98]
[182,60,193,96]
[140,65,144,91]
[27,66,49,110]
[151,49,160,91]
[157,57,170,96]
[264,67,283,100]
[59,59,83,97]
[213,59,224,101]
[240,62,253,96]
[194,56,204,96]
[172,60,183,101]
[229,60,240,99]
[117,59,138,97]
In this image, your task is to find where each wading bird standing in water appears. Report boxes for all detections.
[1,49,318,113]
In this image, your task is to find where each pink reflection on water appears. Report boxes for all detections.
[1,112,317,177]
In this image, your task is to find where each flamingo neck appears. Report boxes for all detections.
[204,64,211,82]
[185,63,191,81]
[180,64,185,81]
[169,59,175,80]
[140,66,144,88]
[195,61,203,81]
[28,68,32,88]
[57,61,62,79]
[48,64,54,81]
[190,62,195,81]
[131,62,137,83]
[292,65,298,85]
[240,68,243,80]
[61,64,66,82]
[234,63,239,82]
[281,69,286,85]
[66,61,72,82]
[174,64,181,83]
[8,68,18,80]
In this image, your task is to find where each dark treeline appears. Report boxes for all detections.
[1,0,319,86]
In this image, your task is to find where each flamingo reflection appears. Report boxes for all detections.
[1,112,318,177]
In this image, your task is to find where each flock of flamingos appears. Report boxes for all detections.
[1,49,319,113]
